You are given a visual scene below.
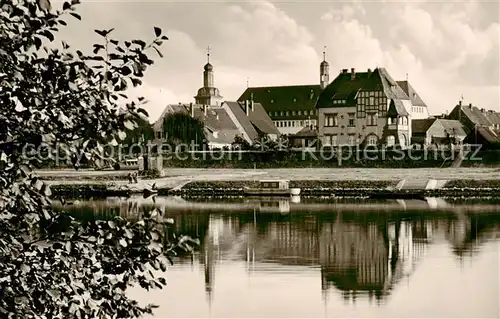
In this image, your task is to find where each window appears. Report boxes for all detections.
[280,111,284,116]
[348,134,356,145]
[292,121,296,127]
[292,111,296,116]
[331,135,338,146]
[367,135,378,146]
[299,120,303,127]
[367,112,377,126]
[286,111,289,116]
[387,135,395,146]
[322,135,338,146]
[324,113,338,127]
[348,113,355,127]
[357,97,366,118]
[271,100,274,103]
[378,97,387,117]
[298,111,302,116]
[369,96,375,105]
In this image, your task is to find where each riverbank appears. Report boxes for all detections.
[38,168,500,198]
[47,179,500,199]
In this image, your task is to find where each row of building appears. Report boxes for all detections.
[153,49,500,149]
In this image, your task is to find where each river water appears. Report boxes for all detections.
[56,197,500,318]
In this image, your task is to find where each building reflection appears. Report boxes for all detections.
[52,197,500,307]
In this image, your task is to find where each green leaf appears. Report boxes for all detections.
[154,27,162,37]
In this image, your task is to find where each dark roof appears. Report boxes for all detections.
[412,119,436,134]
[316,68,410,109]
[396,80,427,107]
[438,119,467,137]
[466,126,500,144]
[237,85,322,113]
[456,104,493,126]
[387,99,409,117]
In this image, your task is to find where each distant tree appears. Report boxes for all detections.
[0,1,196,318]
[232,134,251,150]
[163,112,206,149]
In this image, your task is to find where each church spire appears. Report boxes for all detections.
[320,45,329,89]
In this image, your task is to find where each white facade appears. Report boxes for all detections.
[273,119,318,135]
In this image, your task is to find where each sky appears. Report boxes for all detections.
[53,0,499,122]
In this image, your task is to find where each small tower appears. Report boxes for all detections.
[194,46,223,106]
[320,46,330,89]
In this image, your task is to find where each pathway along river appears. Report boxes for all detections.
[53,196,500,318]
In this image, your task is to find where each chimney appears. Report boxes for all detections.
[351,68,355,80]
[244,100,249,116]
[481,108,485,112]
[367,68,371,73]
[458,100,462,106]
[342,69,348,74]
[190,103,194,117]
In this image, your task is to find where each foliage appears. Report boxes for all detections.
[231,134,251,150]
[0,0,196,318]
[162,112,205,149]
[123,115,154,155]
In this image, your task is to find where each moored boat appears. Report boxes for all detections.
[243,180,301,197]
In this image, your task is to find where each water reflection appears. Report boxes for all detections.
[53,197,500,317]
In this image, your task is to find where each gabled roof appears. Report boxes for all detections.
[245,102,280,136]
[193,106,237,131]
[387,99,409,117]
[316,68,410,108]
[456,104,493,127]
[412,119,436,134]
[223,101,259,142]
[237,85,322,113]
[438,119,467,137]
[396,80,427,107]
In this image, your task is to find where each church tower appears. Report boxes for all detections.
[320,46,329,89]
[194,46,223,106]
